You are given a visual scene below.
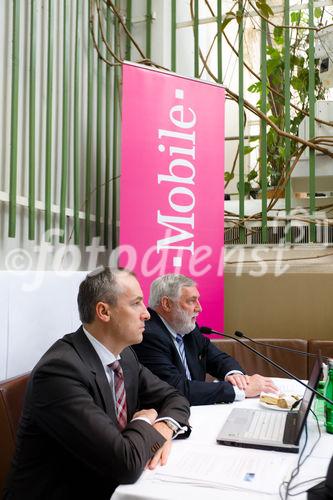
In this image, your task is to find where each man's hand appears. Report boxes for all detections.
[132,408,158,424]
[147,421,173,470]
[225,373,250,390]
[244,374,279,397]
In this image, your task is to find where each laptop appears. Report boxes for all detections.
[216,355,322,453]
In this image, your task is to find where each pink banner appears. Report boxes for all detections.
[120,62,224,331]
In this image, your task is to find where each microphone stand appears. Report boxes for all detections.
[200,327,333,405]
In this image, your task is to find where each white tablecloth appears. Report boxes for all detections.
[112,378,332,500]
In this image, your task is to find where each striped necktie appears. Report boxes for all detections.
[109,360,127,430]
[175,334,191,380]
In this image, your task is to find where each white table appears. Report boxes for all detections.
[112,379,332,500]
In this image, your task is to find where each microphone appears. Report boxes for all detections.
[234,330,329,362]
[200,326,333,405]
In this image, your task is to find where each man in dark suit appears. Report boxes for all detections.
[133,274,278,406]
[4,268,190,500]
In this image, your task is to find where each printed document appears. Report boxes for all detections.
[152,444,296,494]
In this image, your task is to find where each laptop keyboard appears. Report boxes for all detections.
[244,411,286,441]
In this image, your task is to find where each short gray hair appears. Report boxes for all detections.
[78,267,134,323]
[148,274,196,309]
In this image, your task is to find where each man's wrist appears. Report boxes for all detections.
[155,417,188,438]
[225,370,244,380]
[153,421,174,440]
[161,419,178,436]
[233,385,245,401]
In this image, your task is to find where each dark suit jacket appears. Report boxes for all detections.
[4,327,190,500]
[133,309,245,406]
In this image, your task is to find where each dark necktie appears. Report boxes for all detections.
[175,334,191,380]
[109,360,127,430]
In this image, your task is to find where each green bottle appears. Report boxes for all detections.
[325,359,333,434]
[315,380,325,424]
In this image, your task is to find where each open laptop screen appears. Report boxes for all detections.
[295,354,322,442]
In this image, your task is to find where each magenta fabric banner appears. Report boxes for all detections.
[119,62,224,331]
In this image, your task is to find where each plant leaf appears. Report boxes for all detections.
[267,58,282,75]
[244,145,255,155]
[255,0,274,18]
[273,26,283,44]
[314,7,322,18]
[235,10,244,23]
[220,11,236,31]
[290,11,300,23]
[247,169,258,181]
[248,82,262,93]
[224,171,235,182]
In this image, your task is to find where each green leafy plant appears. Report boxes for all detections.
[225,146,258,198]
[224,7,326,196]
[247,10,326,188]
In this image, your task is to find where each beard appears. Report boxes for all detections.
[171,304,198,335]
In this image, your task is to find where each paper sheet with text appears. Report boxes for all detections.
[151,444,297,494]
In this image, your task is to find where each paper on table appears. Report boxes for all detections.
[152,445,296,494]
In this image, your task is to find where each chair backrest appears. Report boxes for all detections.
[0,373,30,495]
[308,339,333,378]
[211,338,309,379]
